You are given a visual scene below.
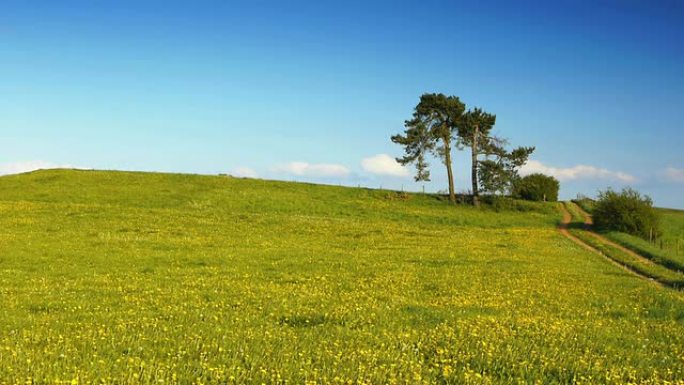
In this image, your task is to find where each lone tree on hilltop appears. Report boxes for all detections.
[391,93,465,203]
[458,108,497,206]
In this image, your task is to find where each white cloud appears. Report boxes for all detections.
[229,166,258,178]
[664,167,684,183]
[361,154,410,178]
[274,161,350,178]
[520,160,637,183]
[0,160,74,176]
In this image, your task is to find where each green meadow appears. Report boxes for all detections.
[0,170,683,384]
[660,208,684,247]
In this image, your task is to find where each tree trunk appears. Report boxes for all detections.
[444,140,456,203]
[471,125,480,207]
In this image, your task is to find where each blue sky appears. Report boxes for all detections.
[1,0,683,207]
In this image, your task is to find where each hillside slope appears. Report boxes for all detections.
[0,170,682,384]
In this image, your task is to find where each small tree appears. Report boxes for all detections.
[593,188,661,241]
[513,173,560,201]
[392,93,465,203]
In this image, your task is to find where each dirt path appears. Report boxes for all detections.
[558,203,600,253]
[571,203,655,266]
[558,203,660,285]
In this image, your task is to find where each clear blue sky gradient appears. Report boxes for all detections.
[1,1,683,207]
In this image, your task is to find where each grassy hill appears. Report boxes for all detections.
[0,169,683,384]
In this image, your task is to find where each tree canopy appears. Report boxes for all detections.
[392,93,465,203]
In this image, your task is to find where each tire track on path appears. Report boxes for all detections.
[557,202,662,288]
[571,203,657,267]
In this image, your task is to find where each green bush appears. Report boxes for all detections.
[593,188,661,241]
[512,173,559,202]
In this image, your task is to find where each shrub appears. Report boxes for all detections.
[593,188,661,241]
[512,173,559,202]
[481,195,548,212]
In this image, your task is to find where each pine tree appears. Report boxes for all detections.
[391,93,465,203]
[459,108,497,206]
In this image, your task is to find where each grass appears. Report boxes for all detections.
[563,201,586,225]
[0,170,683,384]
[573,197,684,276]
[659,208,684,253]
[568,229,684,289]
[603,231,684,273]
[572,198,595,214]
[563,202,684,289]
[572,196,684,255]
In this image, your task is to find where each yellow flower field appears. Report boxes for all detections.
[0,170,682,384]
